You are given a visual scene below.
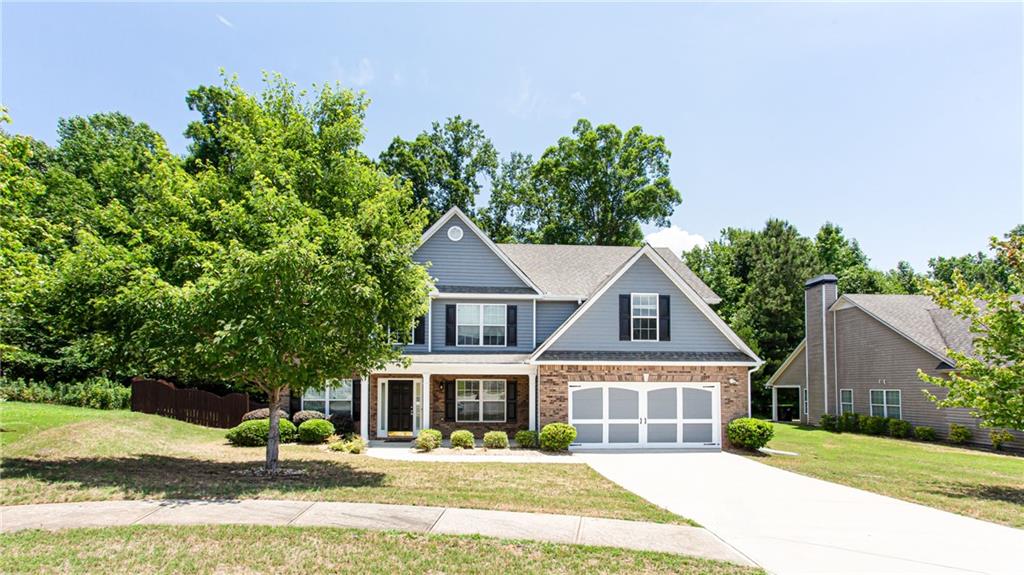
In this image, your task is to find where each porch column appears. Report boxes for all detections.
[360,376,370,438]
[528,370,537,431]
[421,371,431,432]
[771,386,778,422]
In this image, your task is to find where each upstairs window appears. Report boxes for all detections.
[456,304,506,347]
[870,389,901,419]
[302,379,353,416]
[631,293,658,341]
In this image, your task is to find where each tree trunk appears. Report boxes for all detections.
[265,388,283,472]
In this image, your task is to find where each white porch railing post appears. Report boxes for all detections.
[422,372,431,432]
[771,386,778,422]
[528,371,537,431]
[360,376,370,439]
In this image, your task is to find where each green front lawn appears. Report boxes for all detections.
[0,525,762,575]
[0,402,687,525]
[755,423,1024,528]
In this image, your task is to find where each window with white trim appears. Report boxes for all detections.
[631,293,658,341]
[302,379,353,416]
[870,389,901,419]
[457,304,506,347]
[840,389,853,415]
[456,379,506,422]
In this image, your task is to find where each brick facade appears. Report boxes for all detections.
[538,364,751,448]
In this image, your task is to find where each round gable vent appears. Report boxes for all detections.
[447,225,464,242]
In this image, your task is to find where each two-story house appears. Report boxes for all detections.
[295,207,761,449]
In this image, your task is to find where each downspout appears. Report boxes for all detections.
[833,308,839,414]
[747,363,763,418]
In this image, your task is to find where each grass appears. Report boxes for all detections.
[0,402,687,525]
[0,525,763,575]
[753,423,1024,528]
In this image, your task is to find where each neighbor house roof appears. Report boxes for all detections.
[497,243,721,303]
[835,294,974,363]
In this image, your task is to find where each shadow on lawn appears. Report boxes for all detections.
[1,454,387,500]
[932,482,1024,506]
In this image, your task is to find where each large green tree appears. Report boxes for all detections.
[378,115,497,222]
[919,232,1024,431]
[926,226,1023,292]
[140,74,430,471]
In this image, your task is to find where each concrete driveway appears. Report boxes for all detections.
[580,451,1024,575]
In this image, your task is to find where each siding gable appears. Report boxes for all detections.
[414,213,531,290]
[545,255,739,353]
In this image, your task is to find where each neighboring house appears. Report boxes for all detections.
[767,274,1023,450]
[293,207,761,449]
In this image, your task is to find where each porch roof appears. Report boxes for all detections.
[405,353,532,365]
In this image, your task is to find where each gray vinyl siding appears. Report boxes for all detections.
[545,256,738,353]
[834,306,1023,450]
[773,346,807,389]
[414,216,530,290]
[428,298,535,353]
[536,301,578,346]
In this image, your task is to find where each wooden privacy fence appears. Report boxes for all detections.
[131,378,264,428]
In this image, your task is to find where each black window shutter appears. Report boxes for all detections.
[352,379,361,420]
[507,305,518,347]
[413,315,426,345]
[445,305,456,346]
[619,294,631,341]
[444,381,455,421]
[659,295,670,341]
[506,380,517,421]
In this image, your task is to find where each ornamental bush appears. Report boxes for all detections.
[416,428,442,451]
[329,435,367,454]
[297,419,335,443]
[514,430,538,449]
[539,423,576,451]
[226,419,297,447]
[913,426,937,441]
[241,408,289,422]
[292,410,326,426]
[860,416,889,436]
[483,431,509,449]
[949,424,972,444]
[819,414,840,432]
[838,412,861,433]
[450,429,475,449]
[329,413,356,436]
[726,418,774,450]
[888,419,912,439]
[989,430,1014,451]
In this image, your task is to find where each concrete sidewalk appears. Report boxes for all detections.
[0,499,753,566]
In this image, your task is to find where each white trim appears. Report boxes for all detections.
[454,378,507,423]
[446,225,464,241]
[427,302,433,353]
[869,388,902,419]
[771,384,802,422]
[431,292,540,300]
[530,245,761,363]
[765,339,806,388]
[839,388,854,415]
[531,360,760,366]
[359,376,369,438]
[531,299,537,350]
[528,371,537,431]
[455,303,507,347]
[630,292,659,342]
[830,295,953,366]
[418,208,542,295]
[421,373,431,431]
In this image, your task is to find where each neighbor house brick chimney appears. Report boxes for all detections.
[804,275,838,425]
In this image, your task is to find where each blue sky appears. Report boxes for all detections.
[3,2,1021,270]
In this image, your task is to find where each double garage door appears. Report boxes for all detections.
[568,382,721,448]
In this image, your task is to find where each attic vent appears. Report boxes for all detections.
[447,226,464,242]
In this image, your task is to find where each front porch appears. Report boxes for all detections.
[360,356,538,440]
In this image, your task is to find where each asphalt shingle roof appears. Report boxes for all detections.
[537,350,756,363]
[497,244,721,303]
[841,294,974,360]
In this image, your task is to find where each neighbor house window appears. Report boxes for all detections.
[631,293,658,341]
[803,387,809,415]
[457,304,506,346]
[870,389,901,419]
[302,379,353,417]
[456,379,506,422]
[840,389,854,415]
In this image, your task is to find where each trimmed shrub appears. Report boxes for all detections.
[329,413,356,436]
[292,410,326,426]
[242,408,289,422]
[226,419,297,447]
[949,424,972,444]
[888,419,912,439]
[726,418,774,450]
[297,419,335,443]
[416,428,442,451]
[913,426,937,441]
[329,435,367,454]
[819,414,840,432]
[838,412,861,433]
[483,431,509,449]
[0,377,130,410]
[514,430,538,449]
[539,423,576,451]
[861,416,889,436]
[450,429,475,449]
[990,430,1014,451]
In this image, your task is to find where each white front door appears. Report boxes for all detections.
[568,382,721,448]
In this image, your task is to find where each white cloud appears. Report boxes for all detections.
[645,225,708,255]
[334,57,375,87]
[569,91,587,105]
[216,14,234,28]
